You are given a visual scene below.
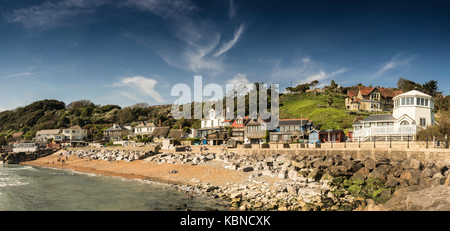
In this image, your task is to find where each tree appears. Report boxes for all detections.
[397,77,422,92]
[182,127,192,138]
[327,93,334,107]
[422,80,441,97]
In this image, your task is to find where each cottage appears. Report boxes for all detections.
[134,121,158,136]
[244,112,273,144]
[103,124,131,141]
[352,90,435,141]
[197,108,230,145]
[61,125,88,141]
[150,126,170,142]
[346,86,403,112]
[167,129,183,139]
[35,129,62,142]
[269,118,313,143]
[229,115,247,143]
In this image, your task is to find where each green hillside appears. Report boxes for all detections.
[279,91,370,131]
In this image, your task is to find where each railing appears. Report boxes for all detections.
[353,125,418,141]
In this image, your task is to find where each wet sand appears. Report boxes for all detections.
[21,150,280,187]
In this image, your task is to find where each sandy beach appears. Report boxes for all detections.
[21,149,281,188]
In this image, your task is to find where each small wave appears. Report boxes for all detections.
[2,166,35,171]
[0,181,30,187]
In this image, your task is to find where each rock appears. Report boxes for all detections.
[241,166,253,172]
[278,170,287,179]
[381,185,450,211]
[350,172,365,185]
[347,185,361,194]
[230,192,242,199]
[402,159,422,170]
[400,169,422,185]
[385,177,400,188]
[364,159,377,170]
[367,167,387,181]
[287,184,299,195]
[422,168,437,178]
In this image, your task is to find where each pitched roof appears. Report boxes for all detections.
[13,132,23,137]
[36,129,61,135]
[360,114,396,122]
[66,125,84,130]
[358,86,376,96]
[167,129,182,139]
[104,124,129,131]
[151,126,170,138]
[347,90,358,98]
[135,121,158,128]
[378,88,403,98]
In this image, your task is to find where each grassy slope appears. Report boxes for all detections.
[279,91,366,132]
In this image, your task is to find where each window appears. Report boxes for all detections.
[273,135,277,141]
[400,121,410,126]
[280,126,284,132]
[420,118,426,127]
[425,99,428,106]
[402,98,405,105]
[406,98,410,105]
[417,98,420,105]
[421,98,424,106]
[410,97,414,105]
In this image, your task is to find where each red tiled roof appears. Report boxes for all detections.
[347,90,358,99]
[378,88,403,98]
[13,132,23,137]
[358,86,376,96]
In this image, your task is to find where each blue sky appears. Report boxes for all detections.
[1,0,450,111]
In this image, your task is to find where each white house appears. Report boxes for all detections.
[134,121,158,136]
[35,129,62,142]
[197,108,228,145]
[61,125,88,141]
[352,90,435,141]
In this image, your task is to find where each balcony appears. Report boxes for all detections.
[353,125,418,141]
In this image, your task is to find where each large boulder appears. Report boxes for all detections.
[400,169,422,185]
[380,185,450,211]
[364,159,377,170]
[402,159,422,170]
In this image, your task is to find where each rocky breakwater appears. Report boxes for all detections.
[1,149,56,164]
[152,151,450,211]
[60,149,156,162]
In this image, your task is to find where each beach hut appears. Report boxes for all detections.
[308,130,319,144]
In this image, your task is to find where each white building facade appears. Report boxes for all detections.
[353,90,435,141]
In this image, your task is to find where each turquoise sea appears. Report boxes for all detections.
[0,164,230,211]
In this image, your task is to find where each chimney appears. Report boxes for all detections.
[159,120,161,126]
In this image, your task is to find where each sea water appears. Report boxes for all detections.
[0,164,230,211]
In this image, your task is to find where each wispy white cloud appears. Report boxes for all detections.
[124,0,246,76]
[372,52,418,78]
[2,0,108,35]
[112,76,164,103]
[3,72,35,78]
[214,24,244,57]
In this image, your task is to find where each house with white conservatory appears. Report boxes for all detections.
[352,90,435,141]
